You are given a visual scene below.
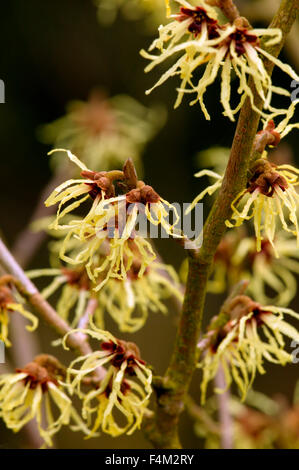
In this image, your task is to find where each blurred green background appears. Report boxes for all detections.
[0,0,298,449]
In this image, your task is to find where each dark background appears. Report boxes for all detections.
[0,0,298,449]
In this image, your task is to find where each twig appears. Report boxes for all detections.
[214,366,234,449]
[9,166,70,447]
[77,297,98,341]
[207,0,240,22]
[0,237,99,360]
[144,0,298,449]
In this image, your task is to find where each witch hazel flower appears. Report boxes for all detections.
[0,355,91,447]
[232,231,299,306]
[141,1,299,120]
[63,324,152,437]
[27,266,95,329]
[193,227,299,306]
[40,91,164,175]
[0,276,38,347]
[97,261,183,333]
[198,295,299,404]
[45,149,181,289]
[226,157,299,255]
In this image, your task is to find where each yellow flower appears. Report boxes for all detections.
[185,168,223,214]
[44,148,120,231]
[232,231,299,306]
[226,158,299,255]
[27,266,95,328]
[184,227,299,306]
[180,229,244,293]
[29,251,181,332]
[0,280,38,347]
[97,261,183,332]
[141,1,298,120]
[0,355,90,447]
[45,150,181,288]
[199,296,299,404]
[63,325,152,437]
[40,91,165,174]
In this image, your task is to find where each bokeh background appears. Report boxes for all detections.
[0,0,298,448]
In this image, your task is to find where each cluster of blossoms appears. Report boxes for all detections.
[182,228,299,307]
[28,260,183,333]
[0,326,152,446]
[40,91,165,176]
[231,393,299,449]
[187,104,299,256]
[141,0,299,120]
[187,154,299,255]
[63,324,152,437]
[226,157,299,254]
[198,295,299,404]
[0,276,38,347]
[0,355,91,447]
[43,149,181,292]
[192,386,299,449]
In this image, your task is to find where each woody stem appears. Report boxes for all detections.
[0,237,101,362]
[144,0,299,449]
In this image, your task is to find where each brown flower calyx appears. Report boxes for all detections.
[61,267,90,290]
[225,18,259,56]
[16,355,65,392]
[0,285,14,309]
[101,339,145,374]
[247,159,288,196]
[225,295,260,323]
[254,120,281,153]
[123,158,138,191]
[0,274,15,310]
[206,296,263,353]
[81,169,125,199]
[177,6,219,38]
[126,183,160,205]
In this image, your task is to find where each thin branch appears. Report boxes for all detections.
[214,366,234,449]
[77,297,98,339]
[144,0,299,449]
[207,0,240,22]
[0,237,96,359]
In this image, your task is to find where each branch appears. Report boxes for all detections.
[207,0,240,22]
[214,366,234,449]
[0,237,95,359]
[144,0,299,449]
